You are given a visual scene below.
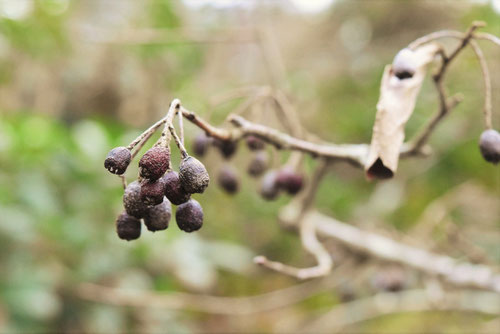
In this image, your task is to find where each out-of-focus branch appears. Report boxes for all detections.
[75,262,352,315]
[285,209,500,293]
[303,289,500,333]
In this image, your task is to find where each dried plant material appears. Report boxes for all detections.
[365,44,440,179]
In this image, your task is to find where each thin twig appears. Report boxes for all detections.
[255,161,333,279]
[75,262,352,315]
[303,289,500,333]
[469,39,493,129]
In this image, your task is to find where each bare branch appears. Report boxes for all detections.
[75,262,352,315]
[290,210,500,293]
[303,289,500,333]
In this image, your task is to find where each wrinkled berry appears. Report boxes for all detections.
[179,156,210,194]
[116,211,141,241]
[247,151,269,177]
[479,129,500,164]
[246,135,265,151]
[139,146,170,181]
[392,48,416,80]
[193,133,212,157]
[214,139,238,159]
[218,165,239,194]
[260,170,280,200]
[144,198,171,232]
[123,181,149,218]
[104,146,131,175]
[140,177,167,207]
[276,167,304,195]
[176,199,204,232]
[163,171,191,205]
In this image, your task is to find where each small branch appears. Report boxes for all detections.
[75,262,352,315]
[469,40,493,129]
[475,32,500,47]
[254,217,333,280]
[303,289,500,332]
[178,109,185,146]
[296,210,500,293]
[126,116,166,151]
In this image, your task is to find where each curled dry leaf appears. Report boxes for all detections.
[365,43,439,180]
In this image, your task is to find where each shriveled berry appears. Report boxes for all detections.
[247,151,269,177]
[260,170,280,200]
[139,146,170,181]
[479,129,500,164]
[392,48,416,80]
[179,156,210,194]
[276,167,304,195]
[214,139,238,159]
[193,133,212,157]
[123,181,149,218]
[176,199,204,232]
[144,198,171,232]
[104,146,131,175]
[217,165,239,194]
[140,177,167,207]
[246,135,265,151]
[163,171,191,205]
[116,211,141,241]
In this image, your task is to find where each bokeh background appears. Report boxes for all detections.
[0,0,499,332]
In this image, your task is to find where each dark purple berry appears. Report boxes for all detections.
[140,177,167,207]
[179,156,210,194]
[260,170,280,200]
[217,165,239,194]
[116,211,141,241]
[479,129,500,164]
[123,181,149,218]
[276,168,304,195]
[246,135,265,151]
[139,146,170,181]
[193,133,212,157]
[143,198,171,232]
[247,151,269,177]
[104,146,131,175]
[163,171,191,205]
[176,199,204,232]
[214,139,238,159]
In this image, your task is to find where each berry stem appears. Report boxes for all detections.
[126,116,167,151]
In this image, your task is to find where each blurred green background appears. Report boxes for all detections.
[0,0,499,332]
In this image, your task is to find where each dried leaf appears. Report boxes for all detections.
[365,43,440,179]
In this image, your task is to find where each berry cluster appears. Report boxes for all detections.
[192,133,305,199]
[105,137,209,241]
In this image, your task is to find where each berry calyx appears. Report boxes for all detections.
[143,198,171,232]
[123,181,149,218]
[163,171,191,205]
[140,177,167,207]
[139,146,170,181]
[116,211,141,241]
[479,129,500,164]
[179,156,210,194]
[104,146,131,175]
[176,199,204,232]
[217,165,239,194]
